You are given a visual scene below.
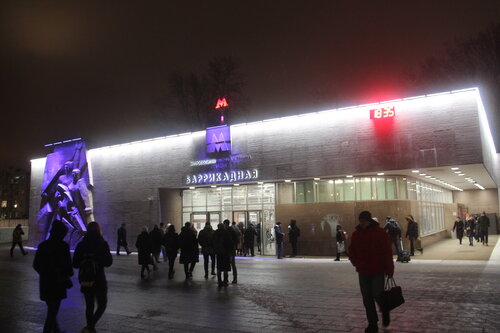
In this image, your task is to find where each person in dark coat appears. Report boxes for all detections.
[150,225,163,264]
[349,211,394,333]
[244,223,257,257]
[465,214,475,246]
[136,227,156,278]
[11,224,28,257]
[405,215,422,256]
[334,224,348,261]
[478,212,490,246]
[162,224,179,279]
[198,222,216,279]
[452,217,465,245]
[159,222,167,261]
[288,219,300,257]
[255,223,262,252]
[213,223,232,287]
[33,220,73,333]
[224,219,239,283]
[274,222,285,259]
[116,223,131,255]
[179,222,199,279]
[73,222,113,333]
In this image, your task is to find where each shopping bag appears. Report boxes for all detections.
[336,241,345,253]
[415,238,422,249]
[381,277,405,311]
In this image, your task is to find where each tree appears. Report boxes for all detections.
[159,56,246,130]
[409,23,500,150]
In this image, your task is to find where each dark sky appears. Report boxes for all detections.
[2,1,500,169]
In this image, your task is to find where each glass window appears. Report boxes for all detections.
[183,190,192,207]
[278,183,294,204]
[334,179,344,201]
[386,177,396,199]
[192,188,207,208]
[207,187,221,211]
[356,177,371,200]
[344,178,355,201]
[318,180,334,202]
[397,177,408,200]
[232,186,247,210]
[247,185,263,209]
[295,181,314,203]
[376,177,386,200]
[262,184,276,206]
[221,187,232,211]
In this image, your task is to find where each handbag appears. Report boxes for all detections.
[336,241,345,253]
[381,277,405,311]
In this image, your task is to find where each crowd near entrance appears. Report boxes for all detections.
[181,184,277,255]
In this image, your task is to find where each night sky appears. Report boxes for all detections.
[2,1,500,169]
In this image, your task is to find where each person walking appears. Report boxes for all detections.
[349,211,394,333]
[150,225,163,264]
[73,222,113,333]
[452,217,465,245]
[224,219,239,284]
[198,222,216,279]
[33,220,73,333]
[478,212,490,246]
[244,223,257,257]
[162,224,179,279]
[405,215,422,256]
[116,223,131,255]
[213,223,232,287]
[288,219,300,257]
[159,222,167,261]
[179,222,199,279]
[274,222,285,259]
[136,227,155,279]
[335,224,348,261]
[465,214,475,246]
[383,217,401,259]
[10,224,28,257]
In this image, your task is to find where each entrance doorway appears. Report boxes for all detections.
[190,212,220,233]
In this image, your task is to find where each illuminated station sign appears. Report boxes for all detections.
[186,169,259,185]
[370,106,395,119]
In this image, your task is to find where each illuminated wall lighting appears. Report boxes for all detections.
[474,183,485,190]
[412,170,419,173]
[377,172,384,176]
[451,167,459,170]
[284,180,291,183]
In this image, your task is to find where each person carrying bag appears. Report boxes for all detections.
[381,277,405,311]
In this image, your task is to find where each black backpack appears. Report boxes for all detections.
[79,254,98,288]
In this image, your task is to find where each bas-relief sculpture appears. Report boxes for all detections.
[37,141,94,248]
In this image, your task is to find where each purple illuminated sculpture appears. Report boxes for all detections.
[37,140,94,248]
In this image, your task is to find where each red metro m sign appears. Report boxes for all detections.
[215,97,229,109]
[370,106,395,119]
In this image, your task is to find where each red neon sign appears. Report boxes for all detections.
[370,106,395,119]
[215,97,229,109]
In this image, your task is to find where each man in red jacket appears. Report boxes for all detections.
[349,211,394,333]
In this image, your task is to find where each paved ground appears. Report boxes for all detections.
[2,238,500,333]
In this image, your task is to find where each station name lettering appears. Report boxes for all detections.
[186,169,259,185]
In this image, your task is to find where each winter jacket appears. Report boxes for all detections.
[73,233,113,291]
[452,220,465,238]
[179,226,199,264]
[162,231,179,257]
[135,232,153,265]
[406,220,419,239]
[149,227,163,253]
[349,220,394,277]
[478,216,490,232]
[33,238,73,301]
[198,226,215,255]
[12,227,24,243]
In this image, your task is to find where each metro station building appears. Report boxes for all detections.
[29,88,500,255]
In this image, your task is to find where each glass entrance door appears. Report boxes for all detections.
[191,212,220,233]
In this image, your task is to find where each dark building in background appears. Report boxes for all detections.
[0,167,30,220]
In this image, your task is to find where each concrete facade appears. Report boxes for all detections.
[29,89,499,250]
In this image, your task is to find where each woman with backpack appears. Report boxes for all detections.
[33,220,73,333]
[73,222,113,333]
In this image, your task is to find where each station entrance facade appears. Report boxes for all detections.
[182,184,276,255]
